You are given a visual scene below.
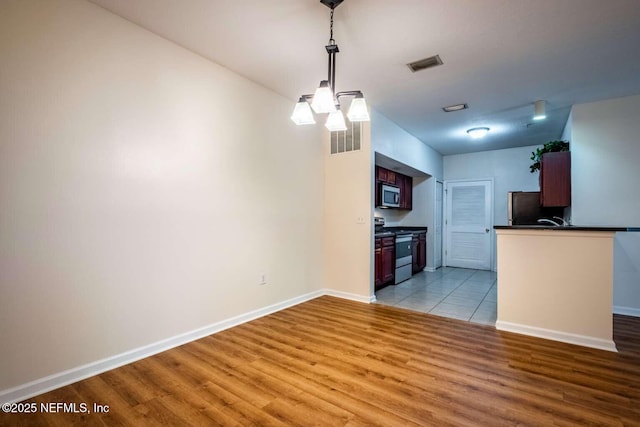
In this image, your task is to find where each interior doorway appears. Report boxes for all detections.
[444,179,493,270]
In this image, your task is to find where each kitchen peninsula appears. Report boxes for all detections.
[494,225,637,352]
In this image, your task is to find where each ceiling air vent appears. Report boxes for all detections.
[407,54,443,73]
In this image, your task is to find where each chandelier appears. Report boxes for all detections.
[290,0,370,131]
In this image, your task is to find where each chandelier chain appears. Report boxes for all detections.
[329,8,334,44]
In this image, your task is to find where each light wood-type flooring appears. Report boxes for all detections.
[2,296,640,426]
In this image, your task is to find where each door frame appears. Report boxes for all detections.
[443,178,495,271]
[434,180,444,269]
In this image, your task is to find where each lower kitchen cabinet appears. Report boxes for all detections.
[418,232,427,271]
[375,236,395,290]
[375,239,382,288]
[412,232,427,273]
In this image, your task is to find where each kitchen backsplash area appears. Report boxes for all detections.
[374,208,410,227]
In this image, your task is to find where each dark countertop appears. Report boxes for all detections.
[375,226,428,238]
[494,225,638,232]
[383,226,428,233]
[374,231,396,237]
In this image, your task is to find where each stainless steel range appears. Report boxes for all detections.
[394,233,413,284]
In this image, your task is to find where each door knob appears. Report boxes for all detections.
[485,228,490,233]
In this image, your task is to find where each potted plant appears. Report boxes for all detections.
[530,140,570,173]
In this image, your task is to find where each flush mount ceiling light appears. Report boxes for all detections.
[467,127,490,139]
[290,0,370,131]
[442,103,468,113]
[533,100,547,121]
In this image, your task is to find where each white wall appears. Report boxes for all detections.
[444,145,542,269]
[571,95,640,225]
[561,110,573,141]
[0,0,324,396]
[371,110,443,270]
[372,111,443,180]
[323,124,373,300]
[571,94,640,315]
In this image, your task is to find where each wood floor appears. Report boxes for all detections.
[2,296,640,426]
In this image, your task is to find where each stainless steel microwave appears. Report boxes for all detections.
[380,184,400,208]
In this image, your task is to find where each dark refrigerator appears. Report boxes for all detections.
[508,191,563,225]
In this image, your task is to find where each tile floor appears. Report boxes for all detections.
[374,267,497,325]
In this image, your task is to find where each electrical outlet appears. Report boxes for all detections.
[356,216,365,224]
[259,274,267,285]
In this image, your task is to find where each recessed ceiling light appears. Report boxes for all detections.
[467,127,490,139]
[443,103,468,112]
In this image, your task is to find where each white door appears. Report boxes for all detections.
[444,180,492,270]
[435,181,443,268]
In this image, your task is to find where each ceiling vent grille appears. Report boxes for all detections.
[407,55,443,73]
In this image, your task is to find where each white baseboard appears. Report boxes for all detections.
[613,305,640,317]
[323,288,375,303]
[424,267,437,272]
[495,320,617,353]
[0,289,326,404]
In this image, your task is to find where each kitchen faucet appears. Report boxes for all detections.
[537,218,562,226]
[553,216,569,226]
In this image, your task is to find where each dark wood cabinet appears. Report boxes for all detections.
[381,237,395,285]
[377,167,396,185]
[375,166,412,210]
[418,233,426,271]
[399,174,413,210]
[540,151,571,207]
[412,235,419,273]
[387,171,396,185]
[412,232,427,273]
[375,238,383,288]
[377,167,387,183]
[375,236,395,290]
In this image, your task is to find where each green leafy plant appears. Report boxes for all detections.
[530,140,570,173]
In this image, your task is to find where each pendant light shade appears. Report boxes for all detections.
[291,98,316,125]
[325,109,347,131]
[347,96,370,122]
[533,100,546,121]
[311,81,336,114]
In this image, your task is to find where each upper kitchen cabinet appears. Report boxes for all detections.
[540,151,571,207]
[377,167,396,185]
[399,174,413,210]
[375,166,412,210]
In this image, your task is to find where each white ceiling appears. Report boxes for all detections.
[88,0,640,156]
